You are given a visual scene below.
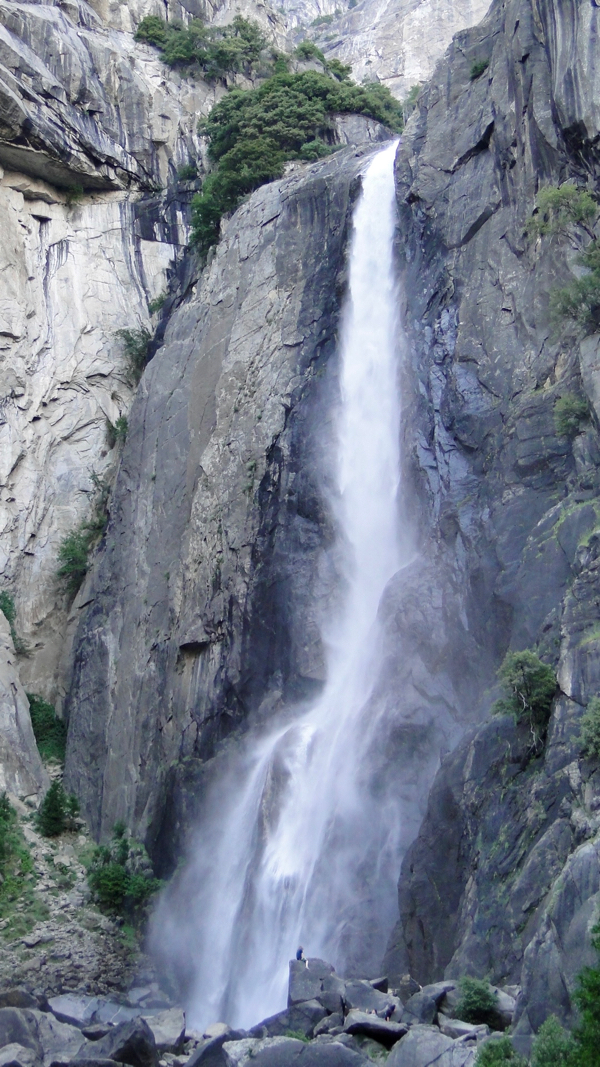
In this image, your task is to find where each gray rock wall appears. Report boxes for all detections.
[0,612,48,800]
[383,0,600,1037]
[63,145,377,846]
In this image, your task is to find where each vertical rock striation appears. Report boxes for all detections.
[383,0,600,1039]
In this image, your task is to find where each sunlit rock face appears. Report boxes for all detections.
[383,0,600,1043]
[0,0,218,701]
[284,0,491,99]
[0,613,48,800]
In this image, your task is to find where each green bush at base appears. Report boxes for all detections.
[456,977,499,1027]
[87,823,161,923]
[475,1037,526,1066]
[36,781,79,837]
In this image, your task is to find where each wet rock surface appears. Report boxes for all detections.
[383,0,600,1041]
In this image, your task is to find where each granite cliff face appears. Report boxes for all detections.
[381,0,600,1041]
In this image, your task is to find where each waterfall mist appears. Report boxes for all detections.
[152,140,411,1030]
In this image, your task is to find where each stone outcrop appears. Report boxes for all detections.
[62,142,386,845]
[0,0,218,703]
[0,612,47,800]
[314,0,491,99]
[381,0,600,1041]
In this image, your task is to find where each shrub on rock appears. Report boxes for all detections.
[475,1036,527,1065]
[530,1015,574,1067]
[492,649,556,750]
[580,696,600,760]
[455,977,498,1027]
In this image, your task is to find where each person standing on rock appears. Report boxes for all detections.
[296,946,308,966]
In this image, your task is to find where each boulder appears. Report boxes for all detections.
[187,1028,246,1067]
[224,1036,369,1066]
[401,993,438,1026]
[250,1001,326,1040]
[437,1015,488,1041]
[68,1061,123,1067]
[0,1046,38,1067]
[342,1010,407,1048]
[141,1010,185,1053]
[47,997,101,1029]
[288,961,334,1007]
[419,984,457,1006]
[387,1027,453,1067]
[313,1016,344,1037]
[369,979,388,994]
[32,1011,88,1066]
[77,1019,158,1067]
[0,995,38,1012]
[342,982,391,1015]
[0,1010,42,1060]
[319,977,347,1016]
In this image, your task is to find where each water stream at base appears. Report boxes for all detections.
[154,140,408,1030]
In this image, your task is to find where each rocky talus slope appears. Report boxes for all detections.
[381,0,600,1044]
[0,954,523,1067]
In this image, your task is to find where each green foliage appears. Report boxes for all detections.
[550,242,600,334]
[148,293,167,314]
[26,693,67,764]
[0,793,12,866]
[475,1037,526,1066]
[570,924,600,1067]
[36,781,79,837]
[528,185,597,238]
[327,58,352,81]
[177,161,198,180]
[285,1030,310,1042]
[116,327,152,384]
[295,39,327,64]
[531,1016,575,1067]
[554,393,590,438]
[0,795,44,933]
[470,59,489,80]
[580,696,600,760]
[65,184,84,206]
[492,649,557,748]
[402,82,421,121]
[191,71,403,255]
[106,415,128,448]
[135,15,268,81]
[57,471,111,595]
[456,977,499,1027]
[134,13,167,45]
[87,824,161,923]
[0,591,27,655]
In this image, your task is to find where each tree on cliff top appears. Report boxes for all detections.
[191,70,402,255]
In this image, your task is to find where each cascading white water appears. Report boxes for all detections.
[154,140,406,1029]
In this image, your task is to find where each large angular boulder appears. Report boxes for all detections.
[250,1001,326,1040]
[387,1027,452,1067]
[288,961,335,1007]
[47,998,101,1029]
[0,1010,42,1060]
[341,982,391,1015]
[0,1046,38,1067]
[141,1010,185,1054]
[342,1010,407,1048]
[401,992,438,1026]
[32,1011,88,1066]
[187,1028,246,1067]
[77,1019,158,1067]
[224,1036,369,1066]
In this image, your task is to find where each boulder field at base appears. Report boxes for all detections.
[0,958,522,1067]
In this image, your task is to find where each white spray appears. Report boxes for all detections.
[154,140,406,1029]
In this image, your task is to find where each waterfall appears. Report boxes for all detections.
[154,139,406,1030]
